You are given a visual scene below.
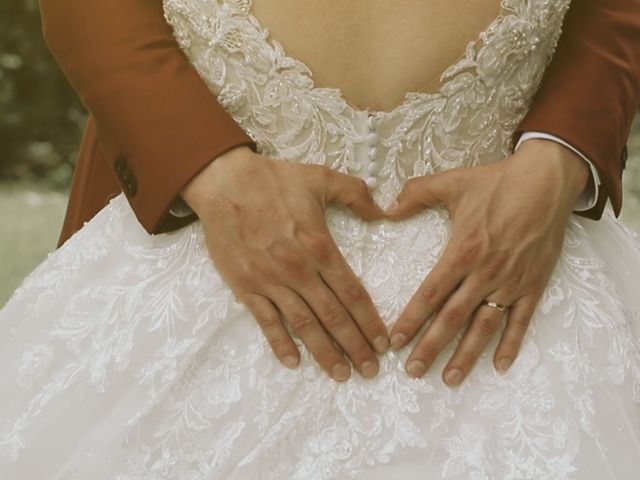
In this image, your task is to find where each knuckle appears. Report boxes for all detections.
[289,311,315,331]
[301,231,332,262]
[255,312,280,329]
[441,305,468,330]
[416,284,439,310]
[512,314,531,329]
[322,304,348,329]
[481,251,509,279]
[281,254,304,274]
[235,267,262,290]
[531,274,549,291]
[497,284,518,301]
[235,272,255,290]
[271,244,307,277]
[475,315,501,337]
[341,282,367,304]
[511,269,528,289]
[453,233,487,267]
[521,266,549,290]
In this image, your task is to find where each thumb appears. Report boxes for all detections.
[385,172,452,220]
[324,171,385,220]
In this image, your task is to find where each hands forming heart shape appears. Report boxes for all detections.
[182,138,590,385]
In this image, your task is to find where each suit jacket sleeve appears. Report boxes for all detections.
[39,0,256,234]
[515,0,640,220]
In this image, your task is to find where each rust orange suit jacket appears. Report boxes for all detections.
[39,0,640,246]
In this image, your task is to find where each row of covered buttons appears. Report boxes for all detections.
[364,113,381,189]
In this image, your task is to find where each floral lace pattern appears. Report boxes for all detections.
[2,0,640,479]
[163,0,569,209]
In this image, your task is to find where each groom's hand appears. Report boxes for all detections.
[181,146,390,381]
[385,139,590,385]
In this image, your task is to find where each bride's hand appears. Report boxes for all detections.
[181,146,390,381]
[385,139,591,385]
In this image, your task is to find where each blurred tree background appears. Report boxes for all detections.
[1,0,85,305]
[0,1,639,307]
[0,0,86,189]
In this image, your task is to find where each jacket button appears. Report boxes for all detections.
[124,179,138,197]
[114,156,126,175]
[114,156,138,197]
[121,169,133,183]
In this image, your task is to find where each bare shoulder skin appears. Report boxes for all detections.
[251,0,501,112]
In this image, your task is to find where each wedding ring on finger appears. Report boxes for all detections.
[480,299,509,312]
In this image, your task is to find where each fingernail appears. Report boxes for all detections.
[282,355,298,369]
[444,368,463,386]
[406,360,426,378]
[332,362,351,381]
[391,333,407,350]
[360,360,379,378]
[497,358,512,374]
[373,335,390,353]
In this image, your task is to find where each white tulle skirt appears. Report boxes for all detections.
[1,194,640,479]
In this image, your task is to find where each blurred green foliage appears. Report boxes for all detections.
[0,0,86,190]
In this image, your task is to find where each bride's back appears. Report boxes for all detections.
[251,0,501,112]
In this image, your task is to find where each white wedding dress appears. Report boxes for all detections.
[2,0,640,478]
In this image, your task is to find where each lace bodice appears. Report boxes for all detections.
[164,0,570,209]
[7,2,640,479]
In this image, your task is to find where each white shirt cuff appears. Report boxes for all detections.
[169,197,195,218]
[516,131,601,212]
